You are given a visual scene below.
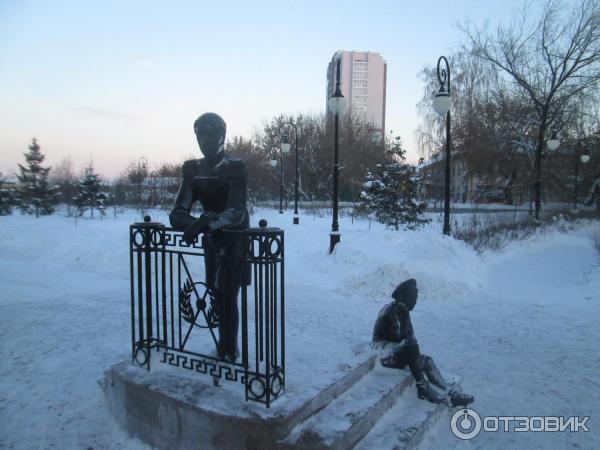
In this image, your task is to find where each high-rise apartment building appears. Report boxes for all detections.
[326,50,387,133]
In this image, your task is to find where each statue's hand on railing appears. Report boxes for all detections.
[182,213,217,245]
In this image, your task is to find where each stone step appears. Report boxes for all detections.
[355,378,461,450]
[276,355,377,440]
[102,354,379,450]
[280,362,414,450]
[103,352,458,450]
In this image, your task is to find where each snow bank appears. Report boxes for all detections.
[1,208,598,449]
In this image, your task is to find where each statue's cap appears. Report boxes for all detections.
[392,278,417,300]
[194,113,226,136]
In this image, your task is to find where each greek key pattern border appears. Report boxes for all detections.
[161,350,247,384]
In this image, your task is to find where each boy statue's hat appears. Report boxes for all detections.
[392,278,417,300]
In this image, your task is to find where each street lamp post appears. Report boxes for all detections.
[273,146,290,214]
[269,158,279,212]
[433,56,452,236]
[279,146,284,214]
[328,58,346,254]
[137,156,148,218]
[534,130,560,219]
[541,130,561,214]
[280,122,300,224]
[573,143,590,211]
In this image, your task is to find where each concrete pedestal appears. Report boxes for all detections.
[101,355,458,450]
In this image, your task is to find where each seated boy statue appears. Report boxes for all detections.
[372,278,474,407]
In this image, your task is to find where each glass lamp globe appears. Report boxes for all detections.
[433,91,451,115]
[581,154,590,164]
[270,159,277,167]
[281,142,291,154]
[547,138,560,151]
[328,95,346,115]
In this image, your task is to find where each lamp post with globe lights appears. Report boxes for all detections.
[137,156,148,219]
[573,143,590,211]
[432,56,452,235]
[328,58,346,254]
[533,129,560,219]
[546,130,560,151]
[280,121,300,224]
[269,158,280,213]
[271,144,289,214]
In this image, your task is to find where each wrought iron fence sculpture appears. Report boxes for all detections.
[130,216,285,407]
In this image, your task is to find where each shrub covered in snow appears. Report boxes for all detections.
[454,208,600,252]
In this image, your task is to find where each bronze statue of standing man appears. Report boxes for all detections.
[170,113,250,362]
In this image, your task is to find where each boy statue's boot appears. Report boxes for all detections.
[448,389,475,407]
[416,380,446,404]
[422,355,447,390]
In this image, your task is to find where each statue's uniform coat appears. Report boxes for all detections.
[170,155,251,287]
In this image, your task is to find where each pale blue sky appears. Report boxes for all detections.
[0,0,533,177]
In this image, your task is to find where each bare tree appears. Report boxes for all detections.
[124,158,149,215]
[417,51,536,204]
[50,157,77,215]
[252,113,387,202]
[416,50,500,160]
[463,0,600,218]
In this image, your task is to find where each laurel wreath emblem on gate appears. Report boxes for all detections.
[179,280,220,329]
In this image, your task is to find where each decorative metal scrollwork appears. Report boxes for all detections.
[248,376,266,399]
[161,351,247,383]
[130,223,285,406]
[132,230,146,248]
[134,345,148,366]
[271,373,284,396]
[150,229,163,246]
[436,55,450,93]
[179,280,220,329]
[268,236,282,258]
[250,234,282,261]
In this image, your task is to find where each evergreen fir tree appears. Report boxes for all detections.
[359,137,430,230]
[17,138,60,217]
[73,165,107,218]
[0,172,15,215]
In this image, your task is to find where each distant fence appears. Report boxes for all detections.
[129,217,285,407]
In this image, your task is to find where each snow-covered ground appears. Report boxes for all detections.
[0,208,598,449]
